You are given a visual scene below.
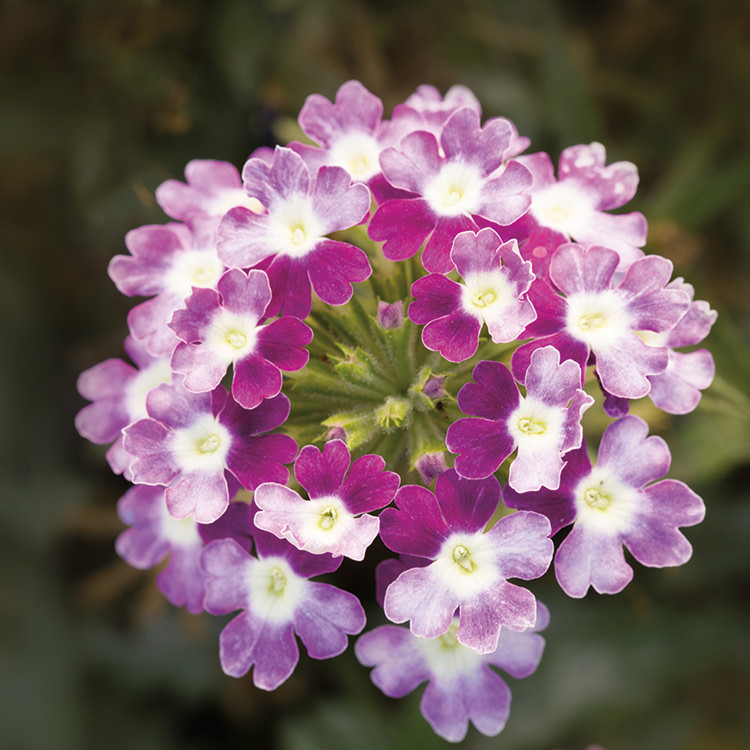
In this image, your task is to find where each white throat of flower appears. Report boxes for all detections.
[461,271,512,322]
[204,308,259,362]
[328,132,382,181]
[295,495,354,554]
[434,531,500,597]
[167,248,225,298]
[172,414,232,473]
[161,510,202,548]
[423,160,483,217]
[418,618,482,681]
[565,290,629,347]
[507,397,564,449]
[530,181,594,237]
[246,556,306,623]
[208,188,264,217]
[266,195,324,258]
[573,467,639,533]
[125,358,173,422]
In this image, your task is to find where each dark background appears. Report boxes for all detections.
[1,1,749,748]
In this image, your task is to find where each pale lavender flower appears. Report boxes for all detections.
[379,469,552,653]
[355,602,549,742]
[506,142,647,279]
[115,484,206,613]
[447,346,593,492]
[75,335,172,478]
[155,159,263,234]
[202,517,366,690]
[254,439,400,561]
[503,415,705,597]
[644,278,717,414]
[109,222,226,356]
[512,243,691,399]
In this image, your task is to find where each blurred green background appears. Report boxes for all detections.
[1,0,749,748]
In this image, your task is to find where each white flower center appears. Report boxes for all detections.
[125,357,173,422]
[246,556,306,623]
[328,132,382,180]
[266,195,323,258]
[433,531,500,597]
[573,467,639,533]
[418,619,482,681]
[508,398,564,449]
[161,512,202,548]
[531,181,594,237]
[172,414,232,473]
[204,308,258,362]
[167,249,225,299]
[208,187,264,217]
[423,160,483,217]
[461,271,512,322]
[565,291,629,348]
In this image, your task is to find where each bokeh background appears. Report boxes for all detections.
[2,1,749,748]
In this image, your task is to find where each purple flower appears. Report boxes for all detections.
[644,278,717,414]
[355,602,549,742]
[155,159,263,234]
[123,381,297,524]
[379,469,552,653]
[109,222,226,356]
[368,108,532,273]
[293,80,397,196]
[409,228,536,362]
[506,142,647,279]
[254,439,400,561]
[447,346,593,491]
[503,415,706,597]
[169,267,312,409]
[116,484,206,613]
[512,243,691,399]
[202,519,366,690]
[217,146,372,318]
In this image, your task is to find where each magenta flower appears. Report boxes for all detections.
[217,146,372,318]
[201,520,366,690]
[447,346,593,492]
[155,158,263,234]
[503,415,705,598]
[109,222,227,356]
[123,381,297,524]
[379,469,552,653]
[512,243,691,399]
[368,108,532,273]
[254,439,400,561]
[409,228,536,362]
[169,267,312,409]
[507,142,647,279]
[355,602,548,742]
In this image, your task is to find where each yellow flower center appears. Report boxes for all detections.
[197,434,221,454]
[318,506,338,531]
[268,566,287,595]
[452,544,475,573]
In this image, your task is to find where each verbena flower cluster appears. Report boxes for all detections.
[76,80,715,742]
